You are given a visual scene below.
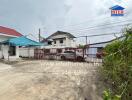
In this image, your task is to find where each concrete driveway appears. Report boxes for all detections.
[0,60,102,100]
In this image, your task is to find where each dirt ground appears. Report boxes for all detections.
[0,60,103,100]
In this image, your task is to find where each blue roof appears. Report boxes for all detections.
[110,5,125,10]
[2,36,44,46]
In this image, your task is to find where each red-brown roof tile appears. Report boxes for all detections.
[0,26,23,37]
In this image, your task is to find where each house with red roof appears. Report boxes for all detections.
[0,26,23,61]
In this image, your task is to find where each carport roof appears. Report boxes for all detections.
[1,36,44,46]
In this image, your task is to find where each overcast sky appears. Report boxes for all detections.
[0,0,132,43]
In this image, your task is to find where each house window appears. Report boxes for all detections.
[54,40,56,44]
[60,39,63,44]
[48,41,52,45]
[9,46,16,56]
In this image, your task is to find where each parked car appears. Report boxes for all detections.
[59,51,85,61]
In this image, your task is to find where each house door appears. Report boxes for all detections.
[9,46,16,56]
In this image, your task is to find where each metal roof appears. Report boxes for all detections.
[2,36,43,46]
[47,31,76,39]
[0,26,22,37]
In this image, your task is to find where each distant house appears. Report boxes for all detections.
[47,31,75,48]
[41,31,76,48]
[86,36,124,58]
[0,26,22,60]
[110,5,125,16]
[86,41,109,58]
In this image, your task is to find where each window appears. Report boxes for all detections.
[48,41,52,45]
[54,40,56,44]
[9,46,16,56]
[60,39,63,44]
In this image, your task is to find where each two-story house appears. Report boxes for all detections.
[41,31,76,54]
[42,31,76,48]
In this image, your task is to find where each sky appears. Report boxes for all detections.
[0,0,132,43]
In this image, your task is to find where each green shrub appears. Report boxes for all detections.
[101,28,132,100]
[103,90,121,100]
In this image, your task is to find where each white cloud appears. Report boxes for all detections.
[61,0,132,43]
[0,0,132,43]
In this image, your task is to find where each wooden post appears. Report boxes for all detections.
[86,36,88,45]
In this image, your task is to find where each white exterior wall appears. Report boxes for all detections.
[0,34,20,61]
[1,45,9,59]
[45,34,76,48]
[0,45,19,61]
[66,38,76,47]
[19,48,34,58]
[0,33,18,42]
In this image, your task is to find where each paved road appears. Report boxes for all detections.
[0,60,102,100]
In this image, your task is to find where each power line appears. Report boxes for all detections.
[39,19,132,40]
[40,24,127,41]
[43,16,112,29]
[40,24,127,38]
[68,23,129,33]
[26,33,39,41]
[43,18,131,30]
[75,32,122,38]
[41,19,132,36]
[75,32,123,46]
[65,20,132,32]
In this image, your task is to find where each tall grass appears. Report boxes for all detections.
[101,28,132,100]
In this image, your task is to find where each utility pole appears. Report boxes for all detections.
[85,36,88,45]
[84,36,88,58]
[38,28,41,42]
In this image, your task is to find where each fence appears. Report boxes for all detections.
[34,48,84,60]
[19,47,103,63]
[34,49,58,60]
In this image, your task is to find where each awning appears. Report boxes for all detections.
[1,36,44,46]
